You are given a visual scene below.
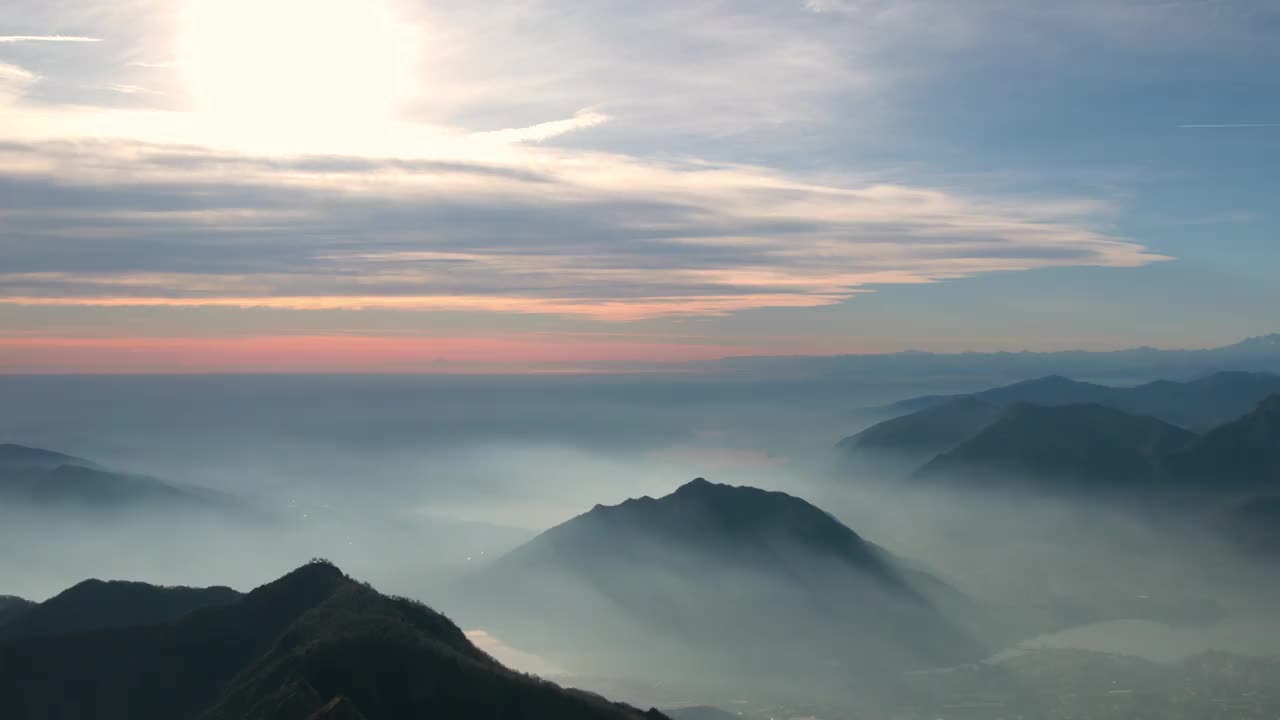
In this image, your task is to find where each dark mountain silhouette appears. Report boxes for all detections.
[838,396,1002,470]
[477,479,985,695]
[915,403,1198,491]
[0,561,667,720]
[871,371,1280,431]
[0,596,33,628]
[0,580,241,640]
[0,443,237,512]
[1165,395,1280,491]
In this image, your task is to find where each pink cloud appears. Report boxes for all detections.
[0,334,785,373]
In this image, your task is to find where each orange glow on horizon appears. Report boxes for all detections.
[0,334,800,374]
[0,291,851,321]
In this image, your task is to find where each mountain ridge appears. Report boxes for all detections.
[0,579,242,641]
[839,372,1280,483]
[1165,394,1280,490]
[711,333,1280,381]
[476,479,987,696]
[0,443,239,513]
[0,561,668,720]
[914,403,1199,490]
[870,371,1280,429]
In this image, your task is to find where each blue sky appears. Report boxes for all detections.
[0,0,1277,371]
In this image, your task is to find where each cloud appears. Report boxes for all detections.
[407,0,877,139]
[0,138,1168,321]
[470,109,610,144]
[0,0,1212,329]
[0,35,101,43]
[100,83,165,96]
[0,62,36,103]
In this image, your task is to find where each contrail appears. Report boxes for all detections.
[1177,123,1280,128]
[0,35,102,43]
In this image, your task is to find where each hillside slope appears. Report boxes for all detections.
[915,404,1198,491]
[477,479,985,694]
[0,562,666,720]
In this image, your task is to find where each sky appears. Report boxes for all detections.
[0,0,1278,373]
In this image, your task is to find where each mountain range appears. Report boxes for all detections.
[711,333,1280,382]
[0,561,667,720]
[1166,395,1280,488]
[841,372,1280,495]
[474,478,986,696]
[0,443,236,513]
[0,579,241,641]
[872,371,1280,430]
[914,403,1199,490]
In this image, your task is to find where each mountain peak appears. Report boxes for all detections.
[672,476,715,494]
[505,479,889,582]
[1023,374,1077,385]
[480,480,983,686]
[271,559,348,589]
[235,559,352,617]
[1232,333,1280,349]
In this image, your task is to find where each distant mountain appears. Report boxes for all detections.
[711,333,1280,382]
[0,443,103,472]
[840,372,1280,478]
[477,479,985,694]
[915,404,1198,491]
[874,372,1280,431]
[876,375,1117,417]
[0,443,236,512]
[1121,373,1280,430]
[1165,395,1280,491]
[0,562,667,720]
[0,579,241,640]
[838,396,1003,470]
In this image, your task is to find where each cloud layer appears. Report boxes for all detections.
[0,137,1166,320]
[13,0,1261,353]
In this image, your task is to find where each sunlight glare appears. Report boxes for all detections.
[180,0,415,132]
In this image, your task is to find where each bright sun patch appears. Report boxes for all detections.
[179,0,415,128]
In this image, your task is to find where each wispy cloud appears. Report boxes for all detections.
[470,109,610,144]
[0,61,36,102]
[4,0,1247,338]
[0,35,101,43]
[101,83,164,96]
[0,138,1168,321]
